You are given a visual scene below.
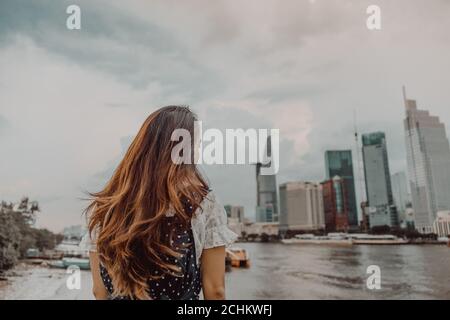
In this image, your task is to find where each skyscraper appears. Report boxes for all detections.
[403,88,450,233]
[256,136,278,222]
[362,132,398,228]
[391,171,412,228]
[391,172,410,214]
[322,176,349,232]
[324,150,358,227]
[279,181,325,235]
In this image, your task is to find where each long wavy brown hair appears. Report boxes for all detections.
[85,105,209,299]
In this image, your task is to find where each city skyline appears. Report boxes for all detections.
[1,0,450,231]
[256,89,450,233]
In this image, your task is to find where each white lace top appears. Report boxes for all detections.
[84,191,238,265]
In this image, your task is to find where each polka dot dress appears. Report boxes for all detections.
[99,206,202,300]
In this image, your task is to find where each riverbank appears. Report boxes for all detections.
[0,262,92,300]
[241,239,448,245]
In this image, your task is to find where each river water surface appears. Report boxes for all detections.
[225,243,450,299]
[1,243,449,299]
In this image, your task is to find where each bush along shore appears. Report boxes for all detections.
[0,198,62,274]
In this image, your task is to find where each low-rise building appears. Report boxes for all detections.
[322,176,349,232]
[279,181,325,235]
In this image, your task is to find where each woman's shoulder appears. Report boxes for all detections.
[196,190,224,218]
[192,190,238,251]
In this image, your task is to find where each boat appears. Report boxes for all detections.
[48,260,66,269]
[55,241,89,258]
[348,234,409,245]
[281,233,353,246]
[433,237,449,245]
[225,255,232,272]
[49,257,91,270]
[281,233,411,245]
[226,247,250,268]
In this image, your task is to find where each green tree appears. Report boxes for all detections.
[0,207,22,270]
[1,199,62,270]
[33,229,57,251]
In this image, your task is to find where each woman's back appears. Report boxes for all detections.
[100,215,201,300]
[87,191,237,300]
[85,106,237,300]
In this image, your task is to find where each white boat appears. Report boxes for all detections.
[437,237,449,244]
[49,257,91,270]
[348,234,409,245]
[55,241,89,258]
[282,233,410,245]
[281,233,353,246]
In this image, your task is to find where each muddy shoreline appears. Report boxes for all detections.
[0,262,93,300]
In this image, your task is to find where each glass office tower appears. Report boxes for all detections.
[324,150,358,227]
[362,132,398,228]
[403,89,450,233]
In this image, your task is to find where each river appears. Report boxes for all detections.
[226,243,450,299]
[1,243,449,299]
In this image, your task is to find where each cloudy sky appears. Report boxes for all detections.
[1,0,450,232]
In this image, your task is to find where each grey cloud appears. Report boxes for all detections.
[0,115,11,135]
[0,0,221,99]
[2,0,450,229]
[37,194,64,204]
[88,135,134,192]
[105,102,129,109]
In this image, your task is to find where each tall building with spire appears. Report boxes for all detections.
[403,87,450,233]
[256,135,278,222]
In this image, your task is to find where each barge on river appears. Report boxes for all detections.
[282,233,409,245]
